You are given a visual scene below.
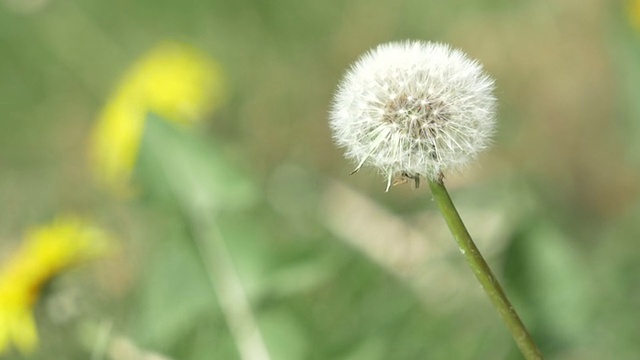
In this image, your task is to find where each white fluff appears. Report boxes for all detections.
[329,41,496,190]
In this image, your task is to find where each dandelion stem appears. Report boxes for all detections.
[157,157,271,360]
[90,319,113,360]
[188,205,272,360]
[427,177,542,360]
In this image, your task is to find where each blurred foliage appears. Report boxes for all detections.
[1,0,640,359]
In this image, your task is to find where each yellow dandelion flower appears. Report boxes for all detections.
[0,217,112,355]
[89,42,225,195]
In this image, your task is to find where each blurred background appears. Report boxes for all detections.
[1,0,639,359]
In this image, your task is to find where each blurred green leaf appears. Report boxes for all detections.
[339,338,386,360]
[264,256,335,297]
[136,113,257,212]
[132,230,215,349]
[171,313,239,360]
[504,220,593,353]
[258,309,307,360]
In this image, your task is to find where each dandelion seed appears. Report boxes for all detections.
[329,41,496,189]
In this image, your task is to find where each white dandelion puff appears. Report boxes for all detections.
[329,40,496,191]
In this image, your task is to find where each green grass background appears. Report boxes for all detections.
[1,0,640,359]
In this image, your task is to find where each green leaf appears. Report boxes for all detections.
[136,113,257,212]
[504,221,593,351]
[131,231,216,348]
[258,310,308,360]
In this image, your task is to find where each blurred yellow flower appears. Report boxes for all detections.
[89,42,225,195]
[0,217,112,355]
[630,0,640,30]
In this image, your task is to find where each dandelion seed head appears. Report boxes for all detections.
[329,41,496,188]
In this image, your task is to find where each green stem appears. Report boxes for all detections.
[188,208,272,360]
[157,156,271,360]
[428,177,542,360]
